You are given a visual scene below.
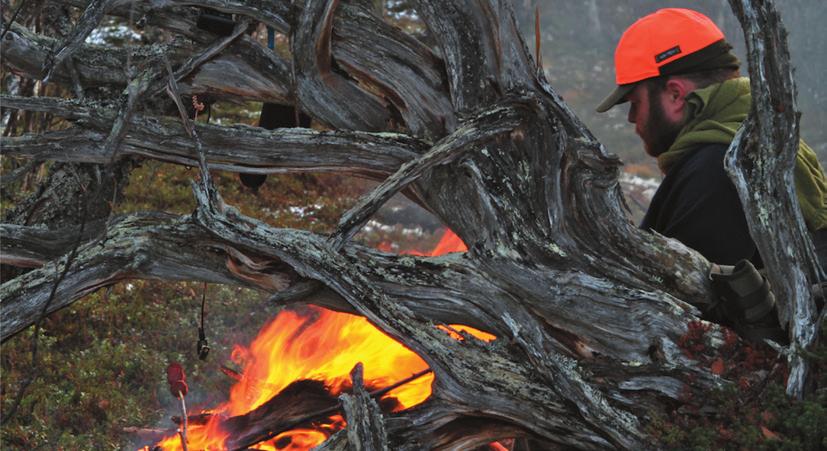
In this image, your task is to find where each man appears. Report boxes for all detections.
[596,8,827,338]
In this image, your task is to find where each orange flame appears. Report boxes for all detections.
[154,229,494,451]
[430,229,468,254]
[438,324,496,342]
[228,307,434,414]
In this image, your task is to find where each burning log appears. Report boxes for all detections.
[165,360,432,449]
[225,363,400,450]
[222,380,339,450]
[338,363,389,451]
[312,430,348,451]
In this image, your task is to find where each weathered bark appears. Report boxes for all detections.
[0,95,423,177]
[339,364,390,451]
[2,22,293,104]
[41,0,116,82]
[1,161,128,228]
[725,0,823,398]
[0,213,298,341]
[0,0,818,449]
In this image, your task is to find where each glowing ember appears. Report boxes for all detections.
[438,324,497,342]
[429,229,468,254]
[152,229,493,450]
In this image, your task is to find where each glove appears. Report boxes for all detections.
[708,260,788,344]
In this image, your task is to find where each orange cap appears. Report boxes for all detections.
[596,8,729,112]
[615,8,724,84]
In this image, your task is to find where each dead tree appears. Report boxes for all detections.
[1,0,822,449]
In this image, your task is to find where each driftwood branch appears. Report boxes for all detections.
[164,0,291,33]
[0,221,105,267]
[1,23,293,104]
[189,175,723,449]
[148,16,251,97]
[330,1,454,138]
[42,0,114,81]
[3,212,547,342]
[1,95,424,177]
[726,0,822,398]
[4,2,454,133]
[291,0,391,131]
[102,72,153,160]
[0,213,295,341]
[331,102,525,249]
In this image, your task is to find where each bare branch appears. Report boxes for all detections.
[103,72,153,160]
[0,220,106,267]
[331,1,455,138]
[62,0,209,41]
[0,95,99,124]
[42,0,114,82]
[0,213,295,342]
[411,0,534,112]
[266,279,325,303]
[64,57,85,99]
[1,214,514,343]
[64,0,453,137]
[726,0,821,398]
[148,17,251,96]
[481,0,538,91]
[412,0,499,111]
[1,24,292,103]
[292,0,391,131]
[331,101,525,249]
[164,0,291,33]
[1,95,424,176]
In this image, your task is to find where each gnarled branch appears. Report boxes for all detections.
[1,95,423,177]
[726,0,822,398]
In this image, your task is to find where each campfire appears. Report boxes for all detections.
[149,229,494,450]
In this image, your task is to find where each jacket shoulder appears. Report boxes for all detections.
[671,143,730,177]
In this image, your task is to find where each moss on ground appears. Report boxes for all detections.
[649,321,827,451]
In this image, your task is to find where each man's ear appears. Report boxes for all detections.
[662,78,695,117]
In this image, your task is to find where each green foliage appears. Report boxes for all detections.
[0,281,277,449]
[119,158,369,234]
[650,322,827,451]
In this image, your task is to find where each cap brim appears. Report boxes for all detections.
[596,84,636,113]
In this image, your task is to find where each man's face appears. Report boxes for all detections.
[626,82,685,158]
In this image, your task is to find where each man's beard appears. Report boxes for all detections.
[641,90,685,158]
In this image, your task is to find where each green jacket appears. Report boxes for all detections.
[657,77,827,231]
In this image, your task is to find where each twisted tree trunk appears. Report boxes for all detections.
[0,0,820,449]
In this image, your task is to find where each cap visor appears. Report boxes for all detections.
[596,84,635,113]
